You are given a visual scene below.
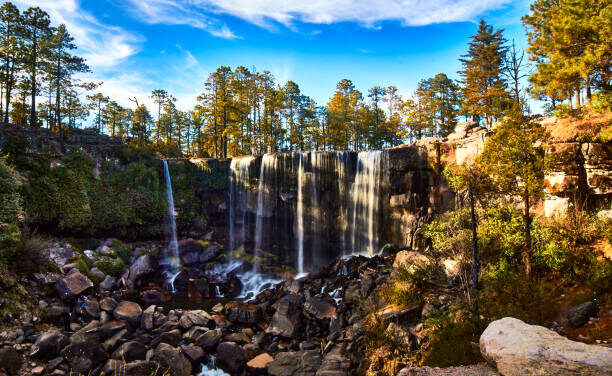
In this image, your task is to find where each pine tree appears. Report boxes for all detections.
[459,20,508,129]
[22,6,52,127]
[47,24,90,152]
[523,0,611,108]
[0,2,22,123]
[87,92,109,133]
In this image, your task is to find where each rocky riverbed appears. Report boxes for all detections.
[0,238,610,376]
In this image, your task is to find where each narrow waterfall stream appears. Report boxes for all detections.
[350,151,383,255]
[253,154,275,272]
[162,160,180,289]
[296,153,305,275]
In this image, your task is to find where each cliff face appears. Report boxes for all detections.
[1,117,610,265]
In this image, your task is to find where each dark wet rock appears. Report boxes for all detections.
[567,301,597,328]
[100,297,118,312]
[102,328,128,351]
[99,276,116,292]
[198,329,223,350]
[141,305,156,330]
[267,350,323,376]
[113,301,142,327]
[179,344,205,365]
[183,326,208,342]
[60,333,107,373]
[99,320,127,341]
[29,330,69,360]
[129,254,158,281]
[46,303,70,325]
[43,357,64,374]
[0,347,22,375]
[151,329,182,347]
[83,298,100,319]
[225,301,263,324]
[178,310,214,330]
[153,343,192,376]
[212,314,232,329]
[266,294,304,338]
[224,331,250,344]
[219,274,244,299]
[304,297,337,320]
[55,272,93,300]
[316,346,350,376]
[188,278,212,299]
[112,341,147,362]
[140,288,171,305]
[216,342,247,374]
[124,360,161,376]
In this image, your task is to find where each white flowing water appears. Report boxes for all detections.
[296,153,305,275]
[253,154,275,272]
[350,151,382,255]
[228,156,255,252]
[162,160,180,290]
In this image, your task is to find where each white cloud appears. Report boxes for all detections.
[121,0,239,39]
[124,0,514,31]
[14,0,141,70]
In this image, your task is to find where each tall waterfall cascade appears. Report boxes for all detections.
[226,150,384,277]
[162,160,180,289]
[350,151,383,256]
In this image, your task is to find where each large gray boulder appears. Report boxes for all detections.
[129,254,157,281]
[267,350,322,376]
[29,330,69,360]
[216,342,247,374]
[480,317,612,375]
[113,301,142,327]
[152,343,192,376]
[54,272,93,300]
[266,294,303,338]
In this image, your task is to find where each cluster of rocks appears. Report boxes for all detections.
[0,239,399,376]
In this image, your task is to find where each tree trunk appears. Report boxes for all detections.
[585,75,592,103]
[523,191,532,279]
[573,88,581,109]
[31,31,38,127]
[468,181,479,291]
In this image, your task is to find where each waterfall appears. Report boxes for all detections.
[228,156,255,252]
[162,160,180,288]
[253,154,275,271]
[296,153,305,275]
[350,151,382,255]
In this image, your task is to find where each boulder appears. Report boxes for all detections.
[129,255,157,281]
[0,347,22,375]
[480,317,612,376]
[567,301,597,328]
[111,341,147,362]
[267,350,322,376]
[82,298,100,319]
[316,346,350,376]
[266,294,304,338]
[60,333,107,374]
[179,344,205,365]
[54,272,93,300]
[225,301,264,324]
[198,329,223,350]
[99,276,116,292]
[247,353,274,374]
[141,305,156,330]
[304,297,337,320]
[216,342,247,373]
[124,361,161,376]
[100,297,118,312]
[393,251,430,270]
[178,310,214,329]
[113,301,142,327]
[29,330,69,360]
[153,343,192,376]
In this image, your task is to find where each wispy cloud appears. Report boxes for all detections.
[121,0,239,39]
[123,0,514,31]
[14,0,141,70]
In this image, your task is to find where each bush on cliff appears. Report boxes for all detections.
[0,157,23,264]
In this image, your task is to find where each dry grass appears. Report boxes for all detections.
[541,111,612,142]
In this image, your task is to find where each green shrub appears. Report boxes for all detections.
[0,157,23,265]
[382,261,443,307]
[420,307,481,367]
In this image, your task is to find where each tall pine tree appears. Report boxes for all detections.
[459,20,508,129]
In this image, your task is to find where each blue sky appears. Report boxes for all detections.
[16,0,534,111]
